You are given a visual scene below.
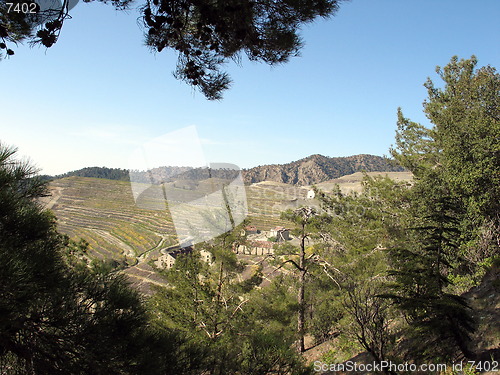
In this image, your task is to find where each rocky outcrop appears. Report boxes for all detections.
[242,154,403,186]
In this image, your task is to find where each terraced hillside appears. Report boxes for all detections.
[43,177,175,259]
[44,177,309,248]
[41,176,310,290]
[40,177,176,291]
[245,180,312,227]
[42,172,412,291]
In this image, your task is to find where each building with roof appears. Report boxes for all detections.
[155,246,213,269]
[241,225,259,236]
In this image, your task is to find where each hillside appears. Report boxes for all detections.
[56,166,130,181]
[310,171,413,194]
[51,154,404,187]
[303,264,500,373]
[242,154,404,185]
[40,169,412,291]
[40,174,498,368]
[40,176,303,291]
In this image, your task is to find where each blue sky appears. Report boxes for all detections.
[1,0,499,175]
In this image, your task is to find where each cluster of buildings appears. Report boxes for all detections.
[233,225,290,255]
[155,225,291,269]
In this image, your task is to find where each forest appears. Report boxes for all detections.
[0,56,499,374]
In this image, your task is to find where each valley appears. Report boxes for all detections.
[41,169,412,292]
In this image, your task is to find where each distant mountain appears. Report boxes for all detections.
[56,167,130,181]
[242,154,404,186]
[50,154,403,186]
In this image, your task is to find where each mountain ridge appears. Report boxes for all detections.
[49,154,404,187]
[243,154,404,185]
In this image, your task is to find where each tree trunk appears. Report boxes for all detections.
[297,224,306,353]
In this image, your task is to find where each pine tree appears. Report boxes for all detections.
[386,176,475,360]
[392,56,500,265]
[1,0,343,99]
[149,232,308,374]
[0,142,173,374]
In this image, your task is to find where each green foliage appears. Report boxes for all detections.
[390,57,500,265]
[320,333,362,364]
[392,56,500,263]
[246,274,298,334]
[384,56,500,361]
[142,0,342,99]
[423,57,500,203]
[0,142,174,374]
[385,175,476,360]
[430,58,500,212]
[342,279,395,366]
[56,166,131,181]
[1,0,342,99]
[149,233,309,374]
[309,294,342,344]
[272,178,406,357]
[390,108,440,175]
[278,206,327,352]
[234,264,263,294]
